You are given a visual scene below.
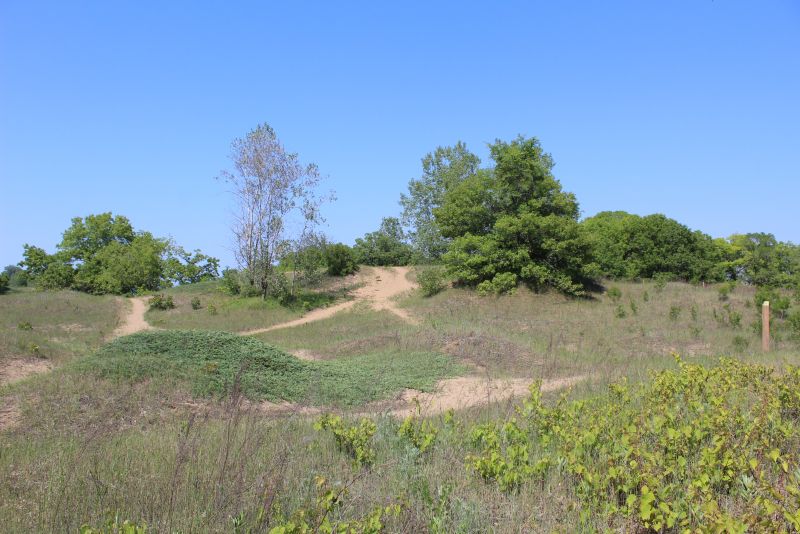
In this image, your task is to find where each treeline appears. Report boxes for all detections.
[13,213,219,295]
[375,137,800,297]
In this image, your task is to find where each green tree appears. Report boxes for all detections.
[162,244,220,285]
[353,217,414,266]
[3,265,28,287]
[400,142,480,260]
[73,232,168,294]
[0,273,8,294]
[437,136,598,296]
[58,213,135,261]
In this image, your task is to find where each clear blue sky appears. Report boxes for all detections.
[2,1,799,269]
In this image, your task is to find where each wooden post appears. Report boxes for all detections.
[762,301,770,352]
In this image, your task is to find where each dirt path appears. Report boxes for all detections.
[241,266,417,335]
[111,296,152,338]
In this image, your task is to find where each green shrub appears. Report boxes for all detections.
[315,414,376,467]
[642,290,650,302]
[0,273,9,294]
[207,303,217,315]
[417,266,447,297]
[731,335,749,352]
[220,268,241,295]
[17,321,33,331]
[718,281,736,301]
[190,297,202,310]
[629,299,638,316]
[653,272,672,292]
[477,272,518,295]
[668,305,682,321]
[325,243,359,276]
[148,294,175,311]
[614,305,627,319]
[607,286,622,302]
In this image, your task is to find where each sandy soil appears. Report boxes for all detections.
[389,374,587,418]
[241,266,417,335]
[111,296,152,338]
[0,358,52,388]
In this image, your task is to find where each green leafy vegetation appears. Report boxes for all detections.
[353,217,414,266]
[416,266,448,297]
[324,243,359,276]
[148,294,175,311]
[315,414,377,467]
[75,330,462,407]
[18,213,218,295]
[437,136,598,296]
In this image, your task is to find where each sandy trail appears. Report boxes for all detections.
[111,296,152,338]
[241,266,416,335]
[390,374,587,418]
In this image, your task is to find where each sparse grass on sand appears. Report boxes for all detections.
[144,277,359,332]
[0,288,120,367]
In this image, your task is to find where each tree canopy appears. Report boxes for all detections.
[18,213,219,295]
[436,136,598,296]
[353,217,414,266]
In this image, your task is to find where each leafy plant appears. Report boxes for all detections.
[629,299,638,316]
[315,414,376,467]
[17,321,33,331]
[324,243,359,276]
[668,305,682,321]
[190,296,202,310]
[614,305,627,319]
[417,266,448,297]
[607,286,622,303]
[148,294,175,311]
[398,411,439,454]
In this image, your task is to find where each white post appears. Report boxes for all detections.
[762,301,770,352]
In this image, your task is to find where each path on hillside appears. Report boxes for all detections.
[240,266,416,335]
[111,296,152,338]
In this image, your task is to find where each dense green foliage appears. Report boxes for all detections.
[324,243,359,276]
[464,357,800,531]
[436,136,597,296]
[78,330,462,406]
[3,264,28,287]
[0,273,8,294]
[416,266,448,297]
[353,217,414,266]
[581,211,725,282]
[400,142,481,261]
[18,213,218,295]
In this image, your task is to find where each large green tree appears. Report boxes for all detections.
[400,142,480,261]
[436,136,598,296]
[18,213,219,294]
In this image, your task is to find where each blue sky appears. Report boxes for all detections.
[2,1,799,269]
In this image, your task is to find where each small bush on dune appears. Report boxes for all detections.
[477,272,518,296]
[190,297,201,310]
[606,286,622,302]
[417,266,448,297]
[325,243,359,276]
[148,294,175,311]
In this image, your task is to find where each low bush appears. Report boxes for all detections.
[190,297,201,310]
[607,286,622,302]
[0,273,9,294]
[417,266,447,297]
[315,414,377,467]
[148,294,175,310]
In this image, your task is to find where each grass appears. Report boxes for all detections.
[144,278,358,332]
[0,288,120,366]
[75,330,463,407]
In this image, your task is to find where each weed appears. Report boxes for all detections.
[17,321,33,331]
[315,414,377,467]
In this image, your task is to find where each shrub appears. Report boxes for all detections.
[220,268,241,295]
[653,272,672,292]
[325,243,358,276]
[718,281,736,301]
[629,299,638,316]
[731,335,749,352]
[190,297,201,310]
[315,414,376,468]
[0,273,8,294]
[668,305,682,321]
[477,272,518,296]
[642,290,650,302]
[148,294,175,310]
[17,321,33,331]
[614,305,627,319]
[207,303,217,315]
[417,266,447,297]
[607,286,622,302]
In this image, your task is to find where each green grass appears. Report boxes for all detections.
[75,330,463,407]
[0,288,120,366]
[144,278,357,332]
